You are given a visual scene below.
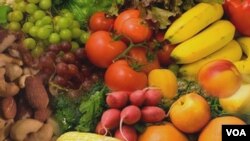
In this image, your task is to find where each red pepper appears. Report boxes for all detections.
[224,0,250,36]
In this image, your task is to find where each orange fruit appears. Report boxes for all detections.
[198,116,246,141]
[138,122,188,141]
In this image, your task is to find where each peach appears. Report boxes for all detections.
[198,59,242,98]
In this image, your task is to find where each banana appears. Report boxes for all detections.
[179,40,242,78]
[237,37,250,56]
[164,3,223,44]
[170,20,235,64]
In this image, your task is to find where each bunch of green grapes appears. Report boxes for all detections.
[7,0,89,57]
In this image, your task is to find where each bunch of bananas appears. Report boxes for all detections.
[165,2,250,82]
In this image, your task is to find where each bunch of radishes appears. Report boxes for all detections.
[95,88,166,141]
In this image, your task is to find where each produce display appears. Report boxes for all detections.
[0,0,250,141]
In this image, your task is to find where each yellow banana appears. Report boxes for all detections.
[170,20,235,64]
[164,3,223,44]
[179,40,242,78]
[237,37,250,56]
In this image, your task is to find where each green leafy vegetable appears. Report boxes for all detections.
[0,5,10,24]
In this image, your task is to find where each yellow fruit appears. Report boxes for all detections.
[180,40,242,78]
[198,116,246,141]
[170,20,235,64]
[138,123,188,141]
[164,3,223,44]
[148,69,177,99]
[219,84,250,114]
[237,37,250,56]
[57,132,121,141]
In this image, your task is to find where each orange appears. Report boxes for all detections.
[138,122,188,141]
[198,116,246,141]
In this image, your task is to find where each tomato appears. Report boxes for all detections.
[105,60,148,91]
[89,12,115,32]
[128,47,160,74]
[224,0,250,36]
[85,31,127,68]
[120,18,152,43]
[157,44,175,66]
[114,9,140,34]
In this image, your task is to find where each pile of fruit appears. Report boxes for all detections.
[0,0,250,141]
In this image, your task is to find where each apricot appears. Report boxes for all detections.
[198,60,242,98]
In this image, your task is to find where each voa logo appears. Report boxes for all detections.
[226,129,247,136]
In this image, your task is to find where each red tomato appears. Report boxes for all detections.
[89,12,115,32]
[157,44,175,66]
[128,47,160,74]
[114,9,140,34]
[105,60,148,91]
[120,18,152,43]
[85,31,127,68]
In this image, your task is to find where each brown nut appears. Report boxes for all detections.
[0,118,14,141]
[1,97,17,119]
[15,97,33,120]
[25,76,49,109]
[34,108,51,122]
[24,123,53,141]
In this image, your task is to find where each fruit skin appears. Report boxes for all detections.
[165,3,223,44]
[57,131,120,141]
[148,69,177,99]
[170,20,235,64]
[138,122,188,141]
[219,84,250,114]
[180,40,242,78]
[169,93,211,133]
[198,60,242,98]
[198,116,246,141]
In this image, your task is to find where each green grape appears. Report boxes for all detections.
[71,28,82,39]
[22,22,34,33]
[25,3,38,14]
[8,22,21,31]
[80,31,90,44]
[27,0,40,4]
[8,11,23,22]
[60,29,72,41]
[32,46,44,58]
[54,25,60,32]
[53,15,61,24]
[71,20,80,28]
[35,20,43,27]
[27,16,36,22]
[57,17,70,29]
[13,1,26,12]
[59,9,70,15]
[41,16,52,24]
[29,26,39,37]
[71,41,80,52]
[23,38,36,50]
[37,25,52,39]
[39,0,52,10]
[15,0,24,2]
[63,12,74,20]
[49,33,61,44]
[33,10,46,21]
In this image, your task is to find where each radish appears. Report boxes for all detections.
[144,88,162,106]
[106,91,130,109]
[101,108,121,132]
[115,125,137,141]
[95,121,106,135]
[120,105,141,125]
[129,90,146,106]
[141,106,165,123]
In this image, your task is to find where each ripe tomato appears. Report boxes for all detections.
[114,9,140,34]
[89,12,115,32]
[157,44,175,66]
[128,47,160,74]
[120,18,152,43]
[105,60,148,91]
[86,31,127,68]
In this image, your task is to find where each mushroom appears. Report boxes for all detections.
[5,63,23,81]
[0,68,20,97]
[0,118,14,141]
[24,123,54,141]
[10,119,43,141]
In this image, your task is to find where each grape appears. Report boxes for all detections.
[59,9,70,15]
[8,22,21,31]
[71,28,82,39]
[67,64,79,76]
[71,20,81,28]
[63,52,76,64]
[53,16,61,24]
[23,38,36,50]
[71,41,80,52]
[13,1,26,12]
[41,16,52,24]
[22,22,34,33]
[33,10,46,21]
[56,62,68,76]
[27,0,40,4]
[49,33,61,44]
[64,13,74,20]
[60,29,72,41]
[37,25,52,39]
[48,44,60,54]
[75,48,87,60]
[54,75,68,86]
[57,17,70,29]
[60,41,72,52]
[25,3,38,14]
[39,0,52,10]
[35,20,43,27]
[8,11,23,22]
[27,16,36,22]
[80,31,90,44]
[32,46,44,57]
[29,26,39,37]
